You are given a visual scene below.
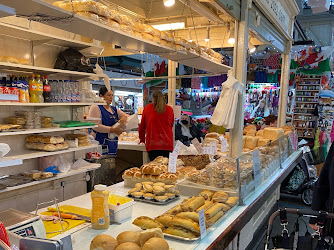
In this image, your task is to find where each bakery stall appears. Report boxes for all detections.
[0,0,300,249]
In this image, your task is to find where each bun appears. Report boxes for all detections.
[115,242,141,250]
[141,164,164,176]
[157,172,178,184]
[138,228,164,247]
[142,238,169,250]
[90,234,118,250]
[116,231,139,245]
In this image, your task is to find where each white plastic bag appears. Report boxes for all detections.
[0,143,10,157]
[40,155,60,171]
[109,114,139,139]
[72,158,91,170]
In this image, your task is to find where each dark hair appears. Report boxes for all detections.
[99,86,111,96]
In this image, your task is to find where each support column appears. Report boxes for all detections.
[230,0,250,158]
[168,60,177,109]
[277,41,292,127]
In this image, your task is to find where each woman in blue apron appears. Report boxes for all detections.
[88,87,128,156]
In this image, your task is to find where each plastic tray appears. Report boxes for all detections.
[127,195,180,205]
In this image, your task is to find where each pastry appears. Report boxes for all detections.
[128,187,141,194]
[153,182,165,187]
[196,200,214,212]
[169,217,200,235]
[152,186,165,195]
[41,172,53,178]
[205,203,224,220]
[164,185,176,193]
[166,205,182,215]
[143,184,153,193]
[143,193,155,200]
[225,197,239,207]
[141,165,164,176]
[181,197,205,212]
[155,196,168,202]
[221,203,231,212]
[176,212,199,223]
[165,193,175,199]
[164,226,196,238]
[132,192,144,198]
[135,183,142,189]
[155,214,174,228]
[142,181,154,185]
[199,189,214,200]
[157,172,178,184]
[212,191,228,203]
[207,210,224,227]
[138,228,164,247]
[132,216,164,231]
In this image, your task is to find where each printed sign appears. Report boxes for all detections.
[220,136,228,152]
[173,140,183,155]
[168,153,177,173]
[210,141,218,155]
[198,209,207,240]
[192,138,202,154]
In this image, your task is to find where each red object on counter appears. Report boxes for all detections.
[86,151,101,160]
[0,221,10,247]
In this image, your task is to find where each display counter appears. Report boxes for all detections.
[41,149,302,250]
[118,141,148,164]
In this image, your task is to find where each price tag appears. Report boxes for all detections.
[198,209,207,240]
[252,149,261,187]
[220,136,228,153]
[173,140,183,155]
[210,141,218,155]
[202,146,211,155]
[168,153,177,173]
[191,138,202,154]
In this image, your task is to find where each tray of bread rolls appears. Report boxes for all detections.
[132,189,239,241]
[127,181,180,205]
[25,135,69,152]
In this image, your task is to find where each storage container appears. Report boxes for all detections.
[108,194,135,222]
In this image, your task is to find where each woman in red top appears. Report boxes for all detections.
[139,91,174,161]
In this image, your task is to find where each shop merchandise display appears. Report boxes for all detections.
[52,0,223,64]
[90,228,169,250]
[0,56,29,65]
[128,181,179,204]
[3,112,55,130]
[25,135,69,151]
[132,189,238,239]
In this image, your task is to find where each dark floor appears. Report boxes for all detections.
[249,193,314,250]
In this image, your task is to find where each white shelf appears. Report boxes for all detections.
[1,0,231,74]
[0,102,105,106]
[0,163,101,194]
[0,62,103,80]
[0,21,104,56]
[3,145,98,161]
[0,159,22,168]
[0,125,97,137]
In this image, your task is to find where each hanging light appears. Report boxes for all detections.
[249,42,256,53]
[204,26,210,42]
[188,29,192,42]
[163,0,175,7]
[228,29,235,44]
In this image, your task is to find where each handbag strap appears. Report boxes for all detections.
[279,209,289,235]
[313,211,328,240]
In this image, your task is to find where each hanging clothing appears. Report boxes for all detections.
[94,105,119,156]
[191,77,201,89]
[211,75,244,129]
[181,78,191,88]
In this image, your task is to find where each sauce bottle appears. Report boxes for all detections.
[91,184,110,229]
[29,74,38,103]
[36,74,44,103]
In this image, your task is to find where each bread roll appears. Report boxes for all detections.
[90,234,118,250]
[132,216,164,231]
[155,214,174,228]
[115,242,141,250]
[138,228,163,247]
[176,212,199,223]
[116,231,139,245]
[141,165,164,175]
[212,191,228,203]
[246,129,256,136]
[205,203,224,220]
[142,238,169,250]
[164,226,196,238]
[169,217,200,234]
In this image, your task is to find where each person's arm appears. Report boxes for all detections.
[175,123,187,142]
[138,107,146,143]
[117,108,129,126]
[88,105,123,135]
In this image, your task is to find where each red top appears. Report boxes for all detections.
[139,103,174,152]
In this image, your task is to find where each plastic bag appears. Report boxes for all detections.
[179,144,199,155]
[108,114,139,139]
[0,143,10,157]
[72,158,91,170]
[40,155,60,171]
[54,48,93,73]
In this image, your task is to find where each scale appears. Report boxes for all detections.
[0,208,46,238]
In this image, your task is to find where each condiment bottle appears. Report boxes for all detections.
[91,184,110,229]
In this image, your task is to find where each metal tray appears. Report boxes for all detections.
[127,195,180,205]
[163,233,200,241]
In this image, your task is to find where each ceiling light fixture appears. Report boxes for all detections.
[152,22,185,31]
[204,27,210,42]
[163,0,175,7]
[249,42,256,53]
[228,28,235,45]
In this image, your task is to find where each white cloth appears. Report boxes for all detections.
[179,122,192,138]
[210,76,244,129]
[250,104,270,118]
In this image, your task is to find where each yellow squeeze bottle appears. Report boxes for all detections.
[91,184,110,229]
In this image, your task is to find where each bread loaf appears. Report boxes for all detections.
[256,130,264,137]
[245,136,260,150]
[258,138,271,147]
[263,127,284,141]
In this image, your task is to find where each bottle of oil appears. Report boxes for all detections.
[91,184,110,229]
[29,74,38,103]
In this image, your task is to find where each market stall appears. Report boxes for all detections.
[0,0,300,249]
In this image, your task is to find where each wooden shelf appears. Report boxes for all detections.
[0,125,97,137]
[296,90,320,92]
[295,127,314,130]
[295,95,319,97]
[294,113,313,115]
[0,62,103,80]
[0,0,231,74]
[0,21,104,57]
[2,145,98,161]
[295,101,318,104]
[0,102,105,106]
[297,84,320,86]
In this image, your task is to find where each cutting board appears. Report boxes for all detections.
[42,205,91,238]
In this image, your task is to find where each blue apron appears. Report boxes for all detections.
[94,105,119,156]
